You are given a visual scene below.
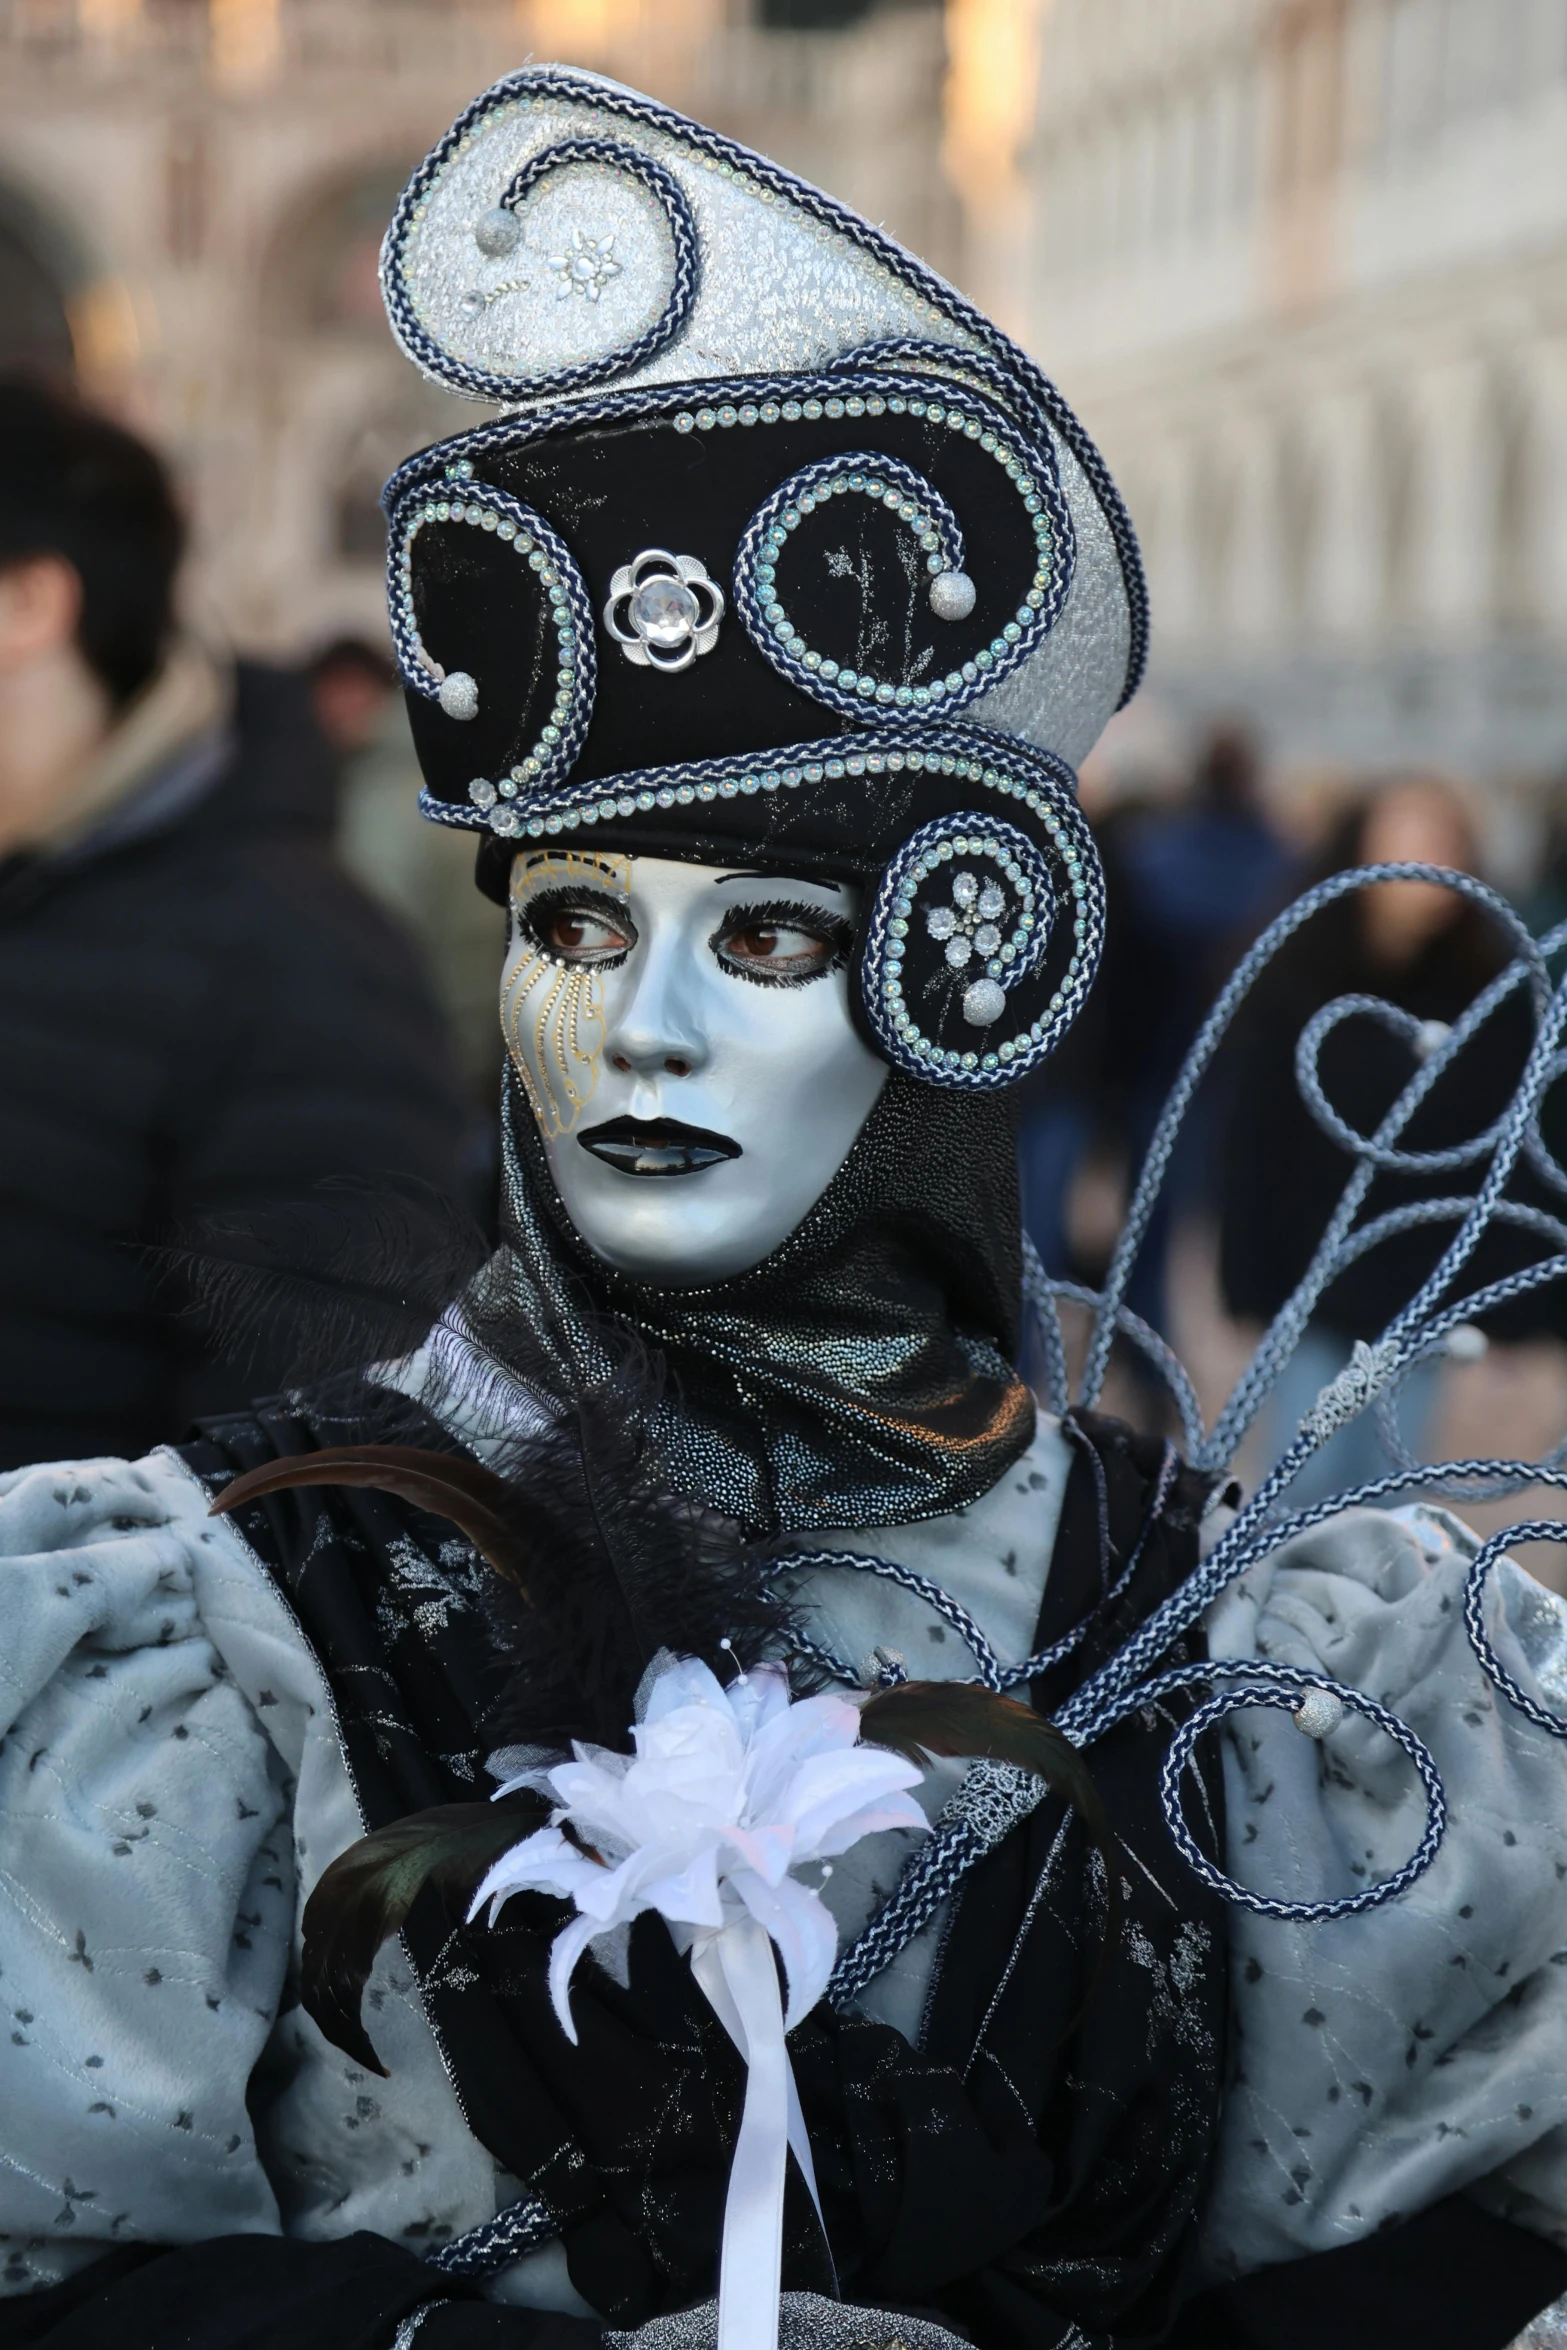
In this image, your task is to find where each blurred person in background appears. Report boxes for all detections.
[307,631,398,761]
[0,375,485,1469]
[1023,724,1292,1349]
[309,631,507,1104]
[1218,774,1527,1499]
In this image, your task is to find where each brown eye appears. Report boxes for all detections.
[713,901,851,986]
[524,895,634,963]
[725,923,831,972]
[548,907,628,954]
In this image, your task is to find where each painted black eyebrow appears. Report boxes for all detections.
[711,870,842,892]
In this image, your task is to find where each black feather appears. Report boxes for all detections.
[209,1357,793,1752]
[211,1445,537,1591]
[154,1177,490,1389]
[858,1680,1100,1808]
[300,1796,544,2072]
[479,1381,789,1750]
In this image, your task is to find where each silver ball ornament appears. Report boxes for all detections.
[962,976,1006,1028]
[438,671,480,722]
[474,206,521,256]
[1291,1689,1345,1740]
[929,569,977,622]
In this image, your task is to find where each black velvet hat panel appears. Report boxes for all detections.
[393,371,1068,816]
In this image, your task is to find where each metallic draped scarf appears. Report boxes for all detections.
[462,1067,1035,1537]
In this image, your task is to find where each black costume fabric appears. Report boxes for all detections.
[168,1399,1227,2348]
[0,2232,597,2350]
[462,1065,1036,1538]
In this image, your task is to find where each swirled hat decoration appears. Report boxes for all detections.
[381,66,1143,1088]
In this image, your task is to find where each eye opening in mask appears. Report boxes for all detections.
[516,882,637,968]
[709,898,854,988]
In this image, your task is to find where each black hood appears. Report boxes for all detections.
[454,1062,1036,1539]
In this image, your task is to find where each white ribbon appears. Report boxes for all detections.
[469,1656,927,2350]
[691,1918,825,2350]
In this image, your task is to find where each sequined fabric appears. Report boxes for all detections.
[604,2292,971,2350]
[1516,2300,1567,2348]
[459,1065,1035,1537]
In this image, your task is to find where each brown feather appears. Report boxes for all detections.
[210,1446,534,1592]
[300,1796,543,2074]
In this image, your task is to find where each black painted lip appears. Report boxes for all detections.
[578,1115,742,1178]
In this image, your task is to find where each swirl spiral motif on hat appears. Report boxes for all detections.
[387,460,597,805]
[390,131,701,404]
[379,64,1145,1089]
[730,432,1067,723]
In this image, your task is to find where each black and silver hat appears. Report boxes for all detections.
[381,67,1141,1092]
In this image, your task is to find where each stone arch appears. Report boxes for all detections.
[257,158,481,577]
[260,157,419,346]
[328,391,465,567]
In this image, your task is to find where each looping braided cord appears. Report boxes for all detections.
[825,894,1567,1998]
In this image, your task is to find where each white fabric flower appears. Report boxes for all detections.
[470,1656,927,2039]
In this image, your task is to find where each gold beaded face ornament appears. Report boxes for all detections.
[502,847,627,1138]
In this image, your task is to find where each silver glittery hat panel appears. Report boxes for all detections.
[384,77,968,404]
[969,439,1131,770]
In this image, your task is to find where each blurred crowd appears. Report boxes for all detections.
[5,366,1567,1492]
[1018,718,1567,1495]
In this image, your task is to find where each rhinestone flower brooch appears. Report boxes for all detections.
[604,549,725,673]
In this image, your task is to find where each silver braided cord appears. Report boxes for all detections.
[424,2193,558,2278]
[828,878,1567,1996]
[393,2305,454,2348]
[1078,864,1548,1417]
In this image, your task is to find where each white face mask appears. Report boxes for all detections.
[500,848,888,1286]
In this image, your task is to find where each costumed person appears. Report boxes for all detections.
[5,69,1567,2350]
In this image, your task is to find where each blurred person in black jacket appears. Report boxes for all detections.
[1019,727,1292,1366]
[0,376,486,1469]
[1218,774,1538,1499]
[1108,725,1292,1338]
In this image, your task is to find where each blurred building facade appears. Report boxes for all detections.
[1024,0,1567,782]
[0,0,954,652]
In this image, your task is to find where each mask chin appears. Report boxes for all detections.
[543,1107,877,1287]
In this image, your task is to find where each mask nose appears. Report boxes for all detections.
[609,1045,697,1077]
[603,933,708,1082]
